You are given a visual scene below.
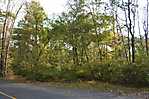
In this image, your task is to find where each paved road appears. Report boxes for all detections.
[0,80,144,99]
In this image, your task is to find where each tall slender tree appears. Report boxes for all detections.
[0,0,25,76]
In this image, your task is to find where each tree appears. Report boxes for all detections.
[0,0,25,76]
[12,1,50,76]
[51,0,93,65]
[143,0,149,56]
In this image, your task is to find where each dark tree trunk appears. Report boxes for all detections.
[73,46,79,65]
[145,33,148,55]
[128,0,135,63]
[131,35,135,63]
[145,0,149,55]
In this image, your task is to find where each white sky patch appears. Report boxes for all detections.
[38,0,67,16]
[6,0,148,36]
[13,0,67,26]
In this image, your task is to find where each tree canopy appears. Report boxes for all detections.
[0,0,148,86]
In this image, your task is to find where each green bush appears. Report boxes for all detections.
[12,61,149,86]
[84,63,122,82]
[82,62,149,86]
[120,63,149,85]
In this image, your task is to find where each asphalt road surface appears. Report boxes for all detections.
[0,80,144,99]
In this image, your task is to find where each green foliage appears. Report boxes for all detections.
[120,63,149,85]
[10,0,149,87]
[90,63,149,86]
[12,62,149,86]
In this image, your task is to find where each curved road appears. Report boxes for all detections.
[0,80,143,99]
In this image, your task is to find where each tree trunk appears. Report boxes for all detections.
[73,46,79,65]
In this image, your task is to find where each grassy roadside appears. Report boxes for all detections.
[45,81,149,95]
[4,75,149,97]
[17,79,148,98]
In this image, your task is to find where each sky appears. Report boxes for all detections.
[13,0,67,26]
[0,0,147,36]
[36,0,146,36]
[23,0,146,37]
[38,0,67,16]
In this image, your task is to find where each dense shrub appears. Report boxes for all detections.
[120,63,149,85]
[12,62,149,86]
[72,62,149,86]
